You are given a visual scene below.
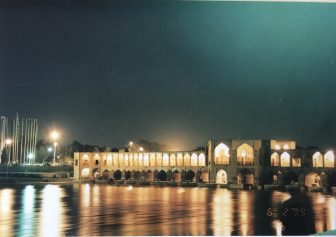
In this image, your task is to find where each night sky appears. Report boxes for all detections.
[1,1,336,150]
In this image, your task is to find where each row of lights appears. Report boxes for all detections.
[4,130,60,165]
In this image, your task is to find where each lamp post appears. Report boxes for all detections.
[53,142,58,166]
[139,147,144,152]
[50,130,59,166]
[28,153,33,165]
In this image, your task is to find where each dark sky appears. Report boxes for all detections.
[1,1,336,150]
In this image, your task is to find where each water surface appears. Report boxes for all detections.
[0,184,335,236]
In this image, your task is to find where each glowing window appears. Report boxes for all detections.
[150,153,156,166]
[184,153,191,166]
[144,153,149,166]
[270,153,280,166]
[163,153,169,166]
[138,153,143,166]
[170,154,176,166]
[198,153,206,166]
[81,168,90,178]
[312,152,323,168]
[177,153,183,166]
[124,154,129,166]
[191,153,198,166]
[324,151,335,168]
[280,152,290,167]
[156,153,162,166]
[214,143,230,165]
[237,143,254,165]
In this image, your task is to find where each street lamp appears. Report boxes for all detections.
[53,142,58,165]
[50,131,59,141]
[129,141,133,152]
[139,147,144,152]
[50,130,59,166]
[28,153,33,164]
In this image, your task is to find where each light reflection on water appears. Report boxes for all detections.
[0,184,335,236]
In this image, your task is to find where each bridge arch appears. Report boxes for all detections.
[185,170,195,182]
[158,170,167,181]
[305,172,320,187]
[214,143,230,165]
[216,169,227,184]
[125,171,131,180]
[81,168,90,178]
[114,170,122,180]
[102,169,110,179]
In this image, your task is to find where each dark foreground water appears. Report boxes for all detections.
[0,184,335,236]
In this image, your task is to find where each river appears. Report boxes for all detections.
[0,183,335,236]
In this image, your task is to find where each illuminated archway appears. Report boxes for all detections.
[184,154,191,166]
[312,152,323,168]
[324,151,335,168]
[198,153,206,166]
[270,152,280,166]
[177,153,183,166]
[170,154,176,166]
[214,143,230,165]
[191,153,198,166]
[280,152,290,167]
[216,169,227,184]
[81,168,90,178]
[305,172,320,187]
[237,143,254,165]
[163,153,169,166]
[102,169,110,179]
